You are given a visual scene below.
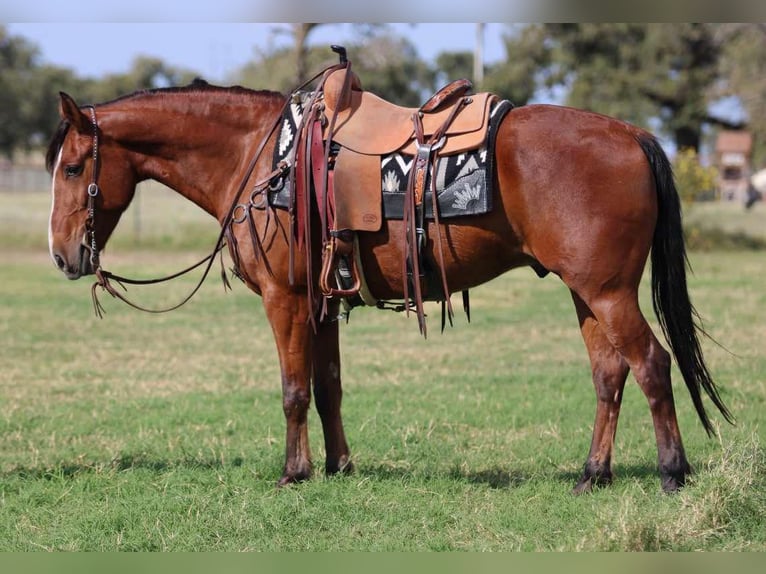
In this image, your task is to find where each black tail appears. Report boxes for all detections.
[636,134,734,436]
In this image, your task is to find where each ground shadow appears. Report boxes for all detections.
[3,452,663,491]
[1,452,247,481]
[557,461,660,485]
[358,462,536,489]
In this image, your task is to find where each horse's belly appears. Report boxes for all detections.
[357,218,532,300]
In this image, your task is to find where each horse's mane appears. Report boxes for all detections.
[102,79,282,106]
[45,80,285,173]
[46,119,71,173]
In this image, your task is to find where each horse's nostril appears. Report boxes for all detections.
[54,254,66,270]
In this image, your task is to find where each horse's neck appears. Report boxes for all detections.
[108,92,282,221]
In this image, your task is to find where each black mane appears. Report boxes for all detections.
[99,81,281,106]
[46,119,70,174]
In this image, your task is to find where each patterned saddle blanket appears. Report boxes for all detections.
[268,94,513,221]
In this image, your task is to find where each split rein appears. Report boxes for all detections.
[84,103,283,318]
[85,66,347,318]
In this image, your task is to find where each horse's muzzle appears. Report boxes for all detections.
[53,244,94,280]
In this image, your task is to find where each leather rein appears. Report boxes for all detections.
[85,102,283,318]
[85,65,343,318]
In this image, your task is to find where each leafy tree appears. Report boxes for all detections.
[539,23,737,153]
[349,35,436,106]
[21,65,87,148]
[83,56,200,103]
[481,24,550,105]
[673,147,719,205]
[1,26,202,158]
[235,44,337,93]
[717,24,766,168]
[235,31,436,106]
[0,26,41,158]
[433,26,548,106]
[434,51,473,86]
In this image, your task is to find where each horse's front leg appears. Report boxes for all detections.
[263,291,314,486]
[312,299,353,476]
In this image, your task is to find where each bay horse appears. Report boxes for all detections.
[46,75,732,493]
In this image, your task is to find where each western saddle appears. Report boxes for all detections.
[289,49,498,334]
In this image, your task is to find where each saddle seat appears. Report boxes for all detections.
[321,68,495,156]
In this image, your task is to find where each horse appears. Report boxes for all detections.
[46,73,732,494]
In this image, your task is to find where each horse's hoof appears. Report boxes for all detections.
[277,466,312,487]
[276,474,309,487]
[660,474,686,493]
[660,460,692,493]
[326,455,354,476]
[573,466,612,495]
[572,477,594,495]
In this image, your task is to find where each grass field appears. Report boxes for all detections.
[1,190,765,551]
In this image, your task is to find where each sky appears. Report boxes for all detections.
[6,23,511,85]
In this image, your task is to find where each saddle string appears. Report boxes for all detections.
[290,61,355,328]
[429,98,469,331]
[403,97,469,336]
[316,62,354,322]
[287,63,349,273]
[290,89,323,330]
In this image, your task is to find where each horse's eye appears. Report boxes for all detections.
[64,164,83,178]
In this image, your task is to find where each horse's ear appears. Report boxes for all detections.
[59,92,91,133]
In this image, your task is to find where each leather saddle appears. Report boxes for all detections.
[322,68,495,157]
[321,68,497,234]
[291,63,498,321]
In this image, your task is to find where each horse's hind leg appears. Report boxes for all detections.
[586,290,692,493]
[570,292,630,494]
[311,299,353,476]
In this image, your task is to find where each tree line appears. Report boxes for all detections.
[2,24,765,166]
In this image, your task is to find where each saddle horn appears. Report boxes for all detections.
[331,45,348,64]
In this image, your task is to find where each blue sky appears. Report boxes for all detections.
[7,23,511,84]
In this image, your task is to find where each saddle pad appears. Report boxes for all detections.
[268,95,513,221]
[381,99,512,220]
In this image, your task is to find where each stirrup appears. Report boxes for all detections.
[319,237,361,299]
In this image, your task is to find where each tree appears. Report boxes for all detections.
[433,25,548,107]
[1,26,204,159]
[0,26,41,158]
[83,56,200,103]
[21,65,87,148]
[434,51,473,86]
[540,23,737,153]
[349,35,435,106]
[717,24,766,167]
[292,23,320,85]
[482,24,550,106]
[235,31,436,106]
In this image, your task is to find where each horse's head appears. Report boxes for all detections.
[47,93,136,279]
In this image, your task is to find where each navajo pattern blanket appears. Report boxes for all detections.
[269,94,513,220]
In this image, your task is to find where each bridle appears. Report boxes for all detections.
[80,58,346,318]
[81,102,284,318]
[83,105,101,270]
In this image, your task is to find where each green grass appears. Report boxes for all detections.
[0,182,220,252]
[1,191,765,550]
[684,201,766,250]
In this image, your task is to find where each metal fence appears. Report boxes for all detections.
[0,165,50,192]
